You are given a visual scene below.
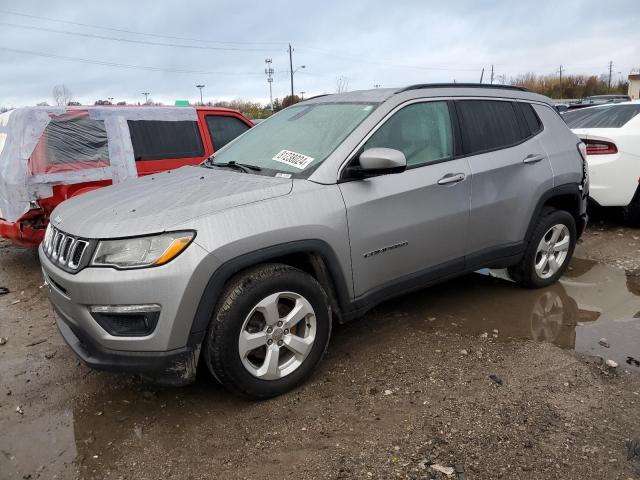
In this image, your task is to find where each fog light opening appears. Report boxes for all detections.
[89,304,161,337]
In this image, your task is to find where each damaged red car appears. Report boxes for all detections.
[0,105,252,247]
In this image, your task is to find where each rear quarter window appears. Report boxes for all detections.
[563,105,640,128]
[127,120,204,161]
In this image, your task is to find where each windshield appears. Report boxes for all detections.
[210,102,376,176]
[563,104,640,129]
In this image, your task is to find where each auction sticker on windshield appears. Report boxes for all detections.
[272,149,315,170]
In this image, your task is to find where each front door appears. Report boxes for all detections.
[339,100,471,299]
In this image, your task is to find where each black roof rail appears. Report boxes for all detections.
[397,83,530,93]
[302,94,330,101]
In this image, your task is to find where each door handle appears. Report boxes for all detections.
[523,154,544,164]
[437,173,466,185]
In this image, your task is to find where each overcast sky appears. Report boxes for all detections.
[1,0,638,107]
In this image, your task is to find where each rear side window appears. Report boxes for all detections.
[40,116,109,164]
[206,115,250,150]
[517,102,543,136]
[127,120,204,161]
[28,112,110,174]
[563,105,640,128]
[456,100,527,155]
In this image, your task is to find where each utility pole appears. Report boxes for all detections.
[264,59,274,112]
[195,84,205,105]
[608,61,613,90]
[490,64,494,84]
[559,65,563,100]
[288,44,294,97]
[141,92,150,104]
[299,91,305,100]
[479,67,484,84]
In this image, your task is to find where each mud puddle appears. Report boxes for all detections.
[369,257,640,372]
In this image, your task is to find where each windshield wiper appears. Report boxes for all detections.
[203,158,261,173]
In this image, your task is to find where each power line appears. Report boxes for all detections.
[0,8,286,47]
[0,21,275,52]
[0,46,291,76]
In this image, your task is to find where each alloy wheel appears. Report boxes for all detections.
[534,224,570,279]
[238,291,317,380]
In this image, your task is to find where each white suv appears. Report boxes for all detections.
[564,101,640,226]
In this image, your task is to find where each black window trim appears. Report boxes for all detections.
[449,98,546,160]
[128,120,205,162]
[205,113,253,151]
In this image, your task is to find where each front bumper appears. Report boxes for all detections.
[0,218,45,247]
[39,239,220,383]
[53,304,199,386]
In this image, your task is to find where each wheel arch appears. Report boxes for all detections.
[187,240,351,347]
[526,184,587,242]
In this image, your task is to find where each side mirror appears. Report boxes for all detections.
[346,148,406,179]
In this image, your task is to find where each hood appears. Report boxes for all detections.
[52,166,293,238]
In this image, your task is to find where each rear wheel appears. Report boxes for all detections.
[204,263,331,399]
[625,190,640,228]
[509,208,576,288]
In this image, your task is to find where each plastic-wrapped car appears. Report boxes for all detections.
[0,105,252,246]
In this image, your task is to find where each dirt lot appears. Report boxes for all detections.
[1,217,640,480]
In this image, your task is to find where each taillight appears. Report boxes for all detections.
[584,139,617,155]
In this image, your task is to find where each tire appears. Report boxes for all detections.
[203,263,332,399]
[508,208,576,288]
[625,196,640,228]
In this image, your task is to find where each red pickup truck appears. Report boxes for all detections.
[0,106,253,247]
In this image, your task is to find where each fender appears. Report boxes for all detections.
[524,183,587,242]
[186,239,352,347]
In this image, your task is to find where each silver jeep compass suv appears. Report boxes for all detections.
[40,84,588,398]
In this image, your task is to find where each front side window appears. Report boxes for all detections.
[206,115,250,150]
[457,100,526,154]
[363,101,453,168]
[127,120,204,161]
[210,102,376,175]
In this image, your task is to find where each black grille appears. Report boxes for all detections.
[72,242,86,266]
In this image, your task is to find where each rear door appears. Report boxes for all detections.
[339,100,471,299]
[455,99,553,265]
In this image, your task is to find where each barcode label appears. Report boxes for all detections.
[272,149,314,170]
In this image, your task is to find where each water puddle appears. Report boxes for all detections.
[370,257,640,371]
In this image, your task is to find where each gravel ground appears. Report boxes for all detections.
[1,217,639,480]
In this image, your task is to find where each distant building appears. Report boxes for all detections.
[629,73,640,100]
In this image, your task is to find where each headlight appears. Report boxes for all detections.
[91,231,195,269]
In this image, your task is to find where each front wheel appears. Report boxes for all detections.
[509,209,576,288]
[203,263,332,399]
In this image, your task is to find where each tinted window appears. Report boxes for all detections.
[517,102,543,135]
[127,120,204,161]
[457,100,525,154]
[364,101,453,168]
[563,104,640,128]
[206,115,250,150]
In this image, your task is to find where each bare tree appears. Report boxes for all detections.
[52,84,73,106]
[336,76,349,93]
